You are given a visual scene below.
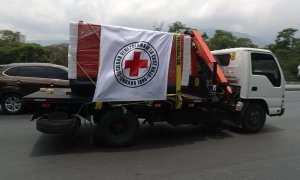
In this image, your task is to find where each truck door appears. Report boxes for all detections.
[248,52,284,115]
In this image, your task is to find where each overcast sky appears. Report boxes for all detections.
[0,0,299,42]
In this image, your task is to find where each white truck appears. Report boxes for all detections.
[24,25,285,147]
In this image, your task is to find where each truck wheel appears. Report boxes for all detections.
[242,103,266,133]
[97,109,139,147]
[1,94,23,115]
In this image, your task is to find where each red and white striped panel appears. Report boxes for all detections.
[68,22,100,79]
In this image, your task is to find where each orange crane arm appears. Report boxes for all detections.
[190,29,232,96]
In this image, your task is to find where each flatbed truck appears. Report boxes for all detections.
[24,26,285,147]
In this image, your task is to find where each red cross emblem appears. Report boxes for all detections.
[124,51,148,76]
[114,42,158,88]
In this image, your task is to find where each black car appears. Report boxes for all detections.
[0,63,69,114]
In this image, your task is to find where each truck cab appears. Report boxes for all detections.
[212,48,285,116]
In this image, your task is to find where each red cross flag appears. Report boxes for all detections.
[93,25,174,102]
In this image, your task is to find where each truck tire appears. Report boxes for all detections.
[242,103,266,133]
[1,94,23,115]
[97,109,139,147]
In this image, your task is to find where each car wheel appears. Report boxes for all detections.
[242,103,266,133]
[1,94,23,115]
[97,109,140,147]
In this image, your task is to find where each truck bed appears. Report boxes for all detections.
[24,88,207,105]
[23,88,92,104]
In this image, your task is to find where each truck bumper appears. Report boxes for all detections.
[269,108,285,117]
[279,108,285,116]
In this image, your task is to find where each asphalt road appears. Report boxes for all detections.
[0,91,300,180]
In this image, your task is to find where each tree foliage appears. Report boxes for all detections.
[0,30,21,42]
[266,28,300,79]
[0,29,67,66]
[168,22,257,50]
[202,32,209,41]
[207,30,257,50]
[168,21,190,33]
[0,41,49,64]
[275,28,298,49]
[45,43,68,66]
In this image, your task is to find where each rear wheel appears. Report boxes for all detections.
[97,109,139,147]
[242,103,266,133]
[1,94,23,115]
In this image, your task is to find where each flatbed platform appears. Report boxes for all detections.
[23,88,92,104]
[24,88,207,105]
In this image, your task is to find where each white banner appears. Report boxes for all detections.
[93,25,174,102]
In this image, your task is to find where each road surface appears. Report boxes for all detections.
[0,91,299,180]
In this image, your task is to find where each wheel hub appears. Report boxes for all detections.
[249,111,261,125]
[4,97,21,112]
[110,119,128,136]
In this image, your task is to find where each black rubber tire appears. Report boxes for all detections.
[242,103,266,133]
[1,94,23,115]
[36,114,81,134]
[97,109,139,147]
[36,118,77,134]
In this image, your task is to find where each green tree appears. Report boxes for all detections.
[19,43,49,63]
[202,32,209,42]
[275,28,298,48]
[168,21,190,33]
[0,30,21,42]
[45,43,68,66]
[0,29,50,64]
[207,30,257,50]
[0,29,71,65]
[207,30,236,50]
[0,41,49,64]
[235,37,257,48]
[266,28,300,79]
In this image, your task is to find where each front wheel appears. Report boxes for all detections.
[1,94,23,115]
[97,109,140,147]
[242,103,266,133]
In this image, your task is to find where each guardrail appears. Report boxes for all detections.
[285,81,300,91]
[286,84,300,91]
